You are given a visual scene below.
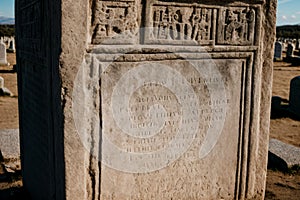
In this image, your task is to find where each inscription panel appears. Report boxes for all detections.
[98,57,248,199]
[73,51,255,199]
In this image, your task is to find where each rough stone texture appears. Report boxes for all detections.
[0,129,20,158]
[269,139,300,167]
[17,0,277,199]
[289,76,300,117]
[0,41,7,65]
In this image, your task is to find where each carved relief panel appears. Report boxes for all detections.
[91,0,139,44]
[217,7,257,45]
[90,0,260,47]
[144,1,216,45]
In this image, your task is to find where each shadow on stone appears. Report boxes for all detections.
[0,187,30,200]
[270,96,300,120]
[268,151,288,172]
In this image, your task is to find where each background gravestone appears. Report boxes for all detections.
[289,76,300,118]
[274,41,282,60]
[8,39,15,53]
[296,39,300,50]
[16,0,277,199]
[0,41,7,65]
[286,43,295,58]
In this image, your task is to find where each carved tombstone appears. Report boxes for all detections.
[289,76,300,117]
[16,0,277,199]
[274,41,282,60]
[0,41,7,65]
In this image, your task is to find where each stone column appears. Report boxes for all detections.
[16,0,277,199]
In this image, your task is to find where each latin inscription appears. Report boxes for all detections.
[100,59,238,162]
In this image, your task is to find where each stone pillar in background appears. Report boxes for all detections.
[0,41,7,65]
[286,43,295,58]
[8,39,15,53]
[16,0,277,199]
[274,41,283,60]
[296,39,300,50]
[289,76,300,117]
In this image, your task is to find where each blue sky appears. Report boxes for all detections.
[0,0,299,26]
[0,0,14,18]
[277,0,300,26]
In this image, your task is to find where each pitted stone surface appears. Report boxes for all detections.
[269,139,300,167]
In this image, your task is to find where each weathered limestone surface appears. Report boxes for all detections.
[16,0,277,199]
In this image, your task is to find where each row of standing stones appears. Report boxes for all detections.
[274,39,300,64]
[15,0,277,199]
[273,39,300,118]
[0,37,15,66]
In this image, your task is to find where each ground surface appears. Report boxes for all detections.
[0,53,300,199]
[0,53,18,129]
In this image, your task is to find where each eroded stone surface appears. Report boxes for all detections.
[269,139,300,167]
[17,0,277,199]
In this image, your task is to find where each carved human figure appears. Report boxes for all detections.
[181,8,193,40]
[199,9,209,40]
[224,8,255,43]
[158,8,170,39]
[192,8,209,41]
[225,9,241,42]
[125,6,138,37]
[169,8,180,39]
[93,2,109,37]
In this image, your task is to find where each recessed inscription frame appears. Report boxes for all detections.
[74,46,261,198]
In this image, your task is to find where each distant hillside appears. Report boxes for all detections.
[276,25,300,39]
[0,16,15,25]
[0,25,15,37]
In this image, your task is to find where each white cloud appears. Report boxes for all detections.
[278,0,293,5]
[291,15,297,19]
[282,15,287,20]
